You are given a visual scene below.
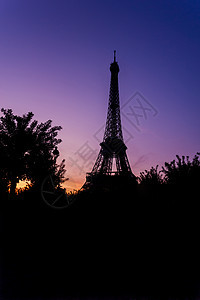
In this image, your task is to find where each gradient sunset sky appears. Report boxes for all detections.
[0,0,200,190]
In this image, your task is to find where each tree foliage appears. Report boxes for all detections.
[138,165,164,184]
[162,153,200,185]
[0,108,66,195]
[138,153,200,185]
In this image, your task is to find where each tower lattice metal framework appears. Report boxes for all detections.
[85,51,135,187]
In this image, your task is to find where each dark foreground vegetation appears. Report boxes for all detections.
[1,109,200,299]
[1,181,200,300]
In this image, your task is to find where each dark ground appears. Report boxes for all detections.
[1,183,200,300]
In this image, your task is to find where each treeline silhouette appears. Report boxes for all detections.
[1,109,200,300]
[1,108,200,198]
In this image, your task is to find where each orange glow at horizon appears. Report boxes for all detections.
[62,177,84,192]
[16,178,83,193]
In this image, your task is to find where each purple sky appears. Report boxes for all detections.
[0,0,200,190]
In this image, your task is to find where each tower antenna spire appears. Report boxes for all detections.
[114,50,116,62]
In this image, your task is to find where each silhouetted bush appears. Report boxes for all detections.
[138,165,164,184]
[162,153,200,185]
[138,153,200,186]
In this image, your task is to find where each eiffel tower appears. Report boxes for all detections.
[84,51,136,189]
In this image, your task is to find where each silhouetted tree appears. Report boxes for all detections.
[138,165,164,184]
[162,153,200,185]
[0,108,66,196]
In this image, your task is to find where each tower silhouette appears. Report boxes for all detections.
[84,51,136,189]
